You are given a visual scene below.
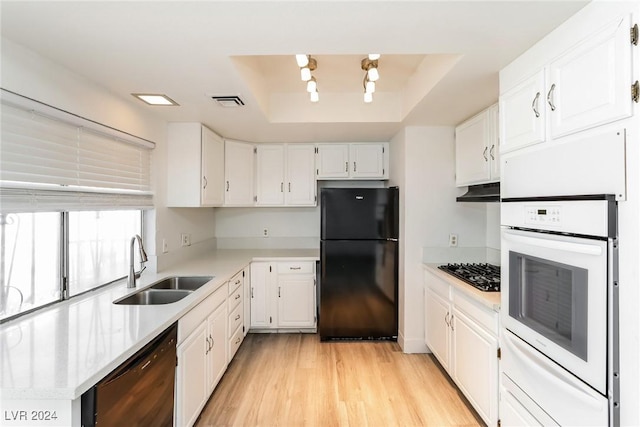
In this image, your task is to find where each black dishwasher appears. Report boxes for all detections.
[81,323,177,427]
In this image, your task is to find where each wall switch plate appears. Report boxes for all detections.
[162,238,169,253]
[181,233,191,247]
[263,228,268,237]
[449,233,458,247]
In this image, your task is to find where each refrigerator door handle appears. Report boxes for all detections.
[387,238,399,242]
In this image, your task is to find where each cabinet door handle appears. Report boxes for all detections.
[445,312,450,327]
[547,83,556,111]
[226,181,230,192]
[450,314,454,331]
[278,287,281,298]
[532,91,541,118]
[345,162,348,172]
[203,176,208,189]
[235,314,241,321]
[210,334,214,349]
[205,337,211,354]
[250,287,254,298]
[288,182,291,192]
[482,147,488,161]
[281,182,284,192]
[353,161,357,172]
[489,144,495,160]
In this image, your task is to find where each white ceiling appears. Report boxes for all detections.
[0,1,589,143]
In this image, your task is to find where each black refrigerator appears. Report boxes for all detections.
[319,187,399,341]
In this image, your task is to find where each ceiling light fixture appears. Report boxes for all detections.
[296,55,319,102]
[361,55,380,103]
[132,93,179,106]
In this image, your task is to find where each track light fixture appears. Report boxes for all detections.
[361,55,380,103]
[295,55,319,102]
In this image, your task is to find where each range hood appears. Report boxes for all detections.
[456,182,500,202]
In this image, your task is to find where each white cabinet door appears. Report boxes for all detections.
[547,14,632,140]
[349,143,386,179]
[455,111,491,186]
[424,286,451,371]
[256,144,285,206]
[487,104,500,181]
[207,303,228,394]
[224,140,255,206]
[201,127,224,206]
[277,274,315,328]
[500,71,546,153]
[451,308,498,427]
[250,262,273,328]
[316,144,349,178]
[285,144,316,206]
[176,322,208,427]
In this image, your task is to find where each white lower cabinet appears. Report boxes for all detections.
[250,261,316,331]
[176,285,228,427]
[423,269,499,427]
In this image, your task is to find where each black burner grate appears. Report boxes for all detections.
[437,263,500,292]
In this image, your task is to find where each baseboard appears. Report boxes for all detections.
[398,332,429,354]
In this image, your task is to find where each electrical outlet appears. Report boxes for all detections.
[263,228,268,237]
[181,233,191,247]
[162,238,169,253]
[449,233,458,247]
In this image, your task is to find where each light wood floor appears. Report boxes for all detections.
[195,333,483,427]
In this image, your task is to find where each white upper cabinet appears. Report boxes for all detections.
[167,123,224,207]
[285,144,316,206]
[500,71,546,152]
[256,144,285,206]
[224,139,255,206]
[255,144,316,207]
[500,14,633,153]
[455,104,499,186]
[547,15,633,140]
[316,142,389,180]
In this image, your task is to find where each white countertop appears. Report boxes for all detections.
[423,263,501,312]
[0,249,318,401]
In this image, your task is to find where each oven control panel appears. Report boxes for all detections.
[525,205,562,226]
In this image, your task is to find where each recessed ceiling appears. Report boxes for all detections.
[0,1,590,143]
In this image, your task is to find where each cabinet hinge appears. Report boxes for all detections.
[242,270,245,277]
[497,419,501,427]
[497,347,502,359]
[631,23,638,46]
[382,168,385,175]
[254,195,258,202]
[61,276,69,299]
[253,147,257,154]
[632,81,639,103]
[269,316,272,324]
[269,265,272,273]
[316,168,319,175]
[314,195,317,202]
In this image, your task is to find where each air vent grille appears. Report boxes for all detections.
[210,95,245,107]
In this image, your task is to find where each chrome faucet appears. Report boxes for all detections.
[127,234,148,288]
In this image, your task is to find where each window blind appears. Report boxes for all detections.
[0,89,154,212]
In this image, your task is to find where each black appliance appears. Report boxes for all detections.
[81,323,177,427]
[319,187,399,341]
[437,263,500,292]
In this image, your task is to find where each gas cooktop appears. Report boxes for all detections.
[437,263,501,292]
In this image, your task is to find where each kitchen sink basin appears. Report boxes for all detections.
[114,289,192,305]
[149,276,213,291]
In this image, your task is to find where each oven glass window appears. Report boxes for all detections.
[509,251,588,361]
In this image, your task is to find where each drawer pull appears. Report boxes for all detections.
[289,266,301,270]
[235,314,241,321]
[235,279,241,285]
[235,337,241,345]
[235,294,241,300]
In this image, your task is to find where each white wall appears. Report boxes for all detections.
[0,38,216,272]
[390,125,488,353]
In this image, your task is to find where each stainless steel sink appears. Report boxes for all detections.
[149,276,213,291]
[114,289,192,305]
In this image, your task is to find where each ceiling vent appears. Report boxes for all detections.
[210,95,245,107]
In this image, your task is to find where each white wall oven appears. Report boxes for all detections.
[500,196,619,426]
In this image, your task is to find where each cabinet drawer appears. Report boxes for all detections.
[228,271,243,294]
[277,261,314,274]
[228,303,243,336]
[179,285,226,344]
[452,289,498,335]
[424,269,450,300]
[228,326,243,361]
[228,286,243,310]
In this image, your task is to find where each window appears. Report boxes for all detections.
[0,89,154,322]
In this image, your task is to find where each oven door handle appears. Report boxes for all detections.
[503,231,603,256]
[504,332,604,409]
